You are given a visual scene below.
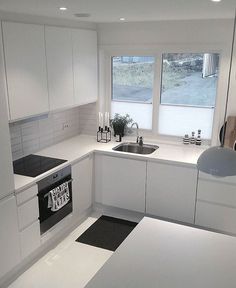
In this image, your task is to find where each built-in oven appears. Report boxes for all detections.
[37,165,73,235]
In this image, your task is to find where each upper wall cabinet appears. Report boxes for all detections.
[72,29,98,106]
[45,26,74,111]
[2,22,49,121]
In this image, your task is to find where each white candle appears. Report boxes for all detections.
[100,112,103,129]
[98,112,103,129]
[104,112,109,128]
[107,112,110,128]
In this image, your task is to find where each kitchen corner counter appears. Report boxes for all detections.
[14,134,206,193]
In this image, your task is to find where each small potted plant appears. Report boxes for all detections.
[111,113,133,137]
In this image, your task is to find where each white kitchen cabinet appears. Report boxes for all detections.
[95,154,146,213]
[72,155,93,216]
[0,196,21,278]
[72,29,98,105]
[20,220,41,259]
[16,185,41,259]
[146,161,198,223]
[2,22,49,120]
[18,196,39,230]
[45,26,74,111]
[0,27,15,199]
[195,172,236,234]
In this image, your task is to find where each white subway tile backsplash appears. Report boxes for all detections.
[79,103,97,135]
[11,143,23,153]
[10,103,97,161]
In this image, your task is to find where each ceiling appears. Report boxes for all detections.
[0,0,235,23]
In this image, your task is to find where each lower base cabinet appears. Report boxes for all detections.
[95,154,146,213]
[146,161,198,224]
[0,196,21,279]
[72,155,93,216]
[20,220,41,259]
[16,185,41,259]
[195,173,236,234]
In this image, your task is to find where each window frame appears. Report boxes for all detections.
[100,43,228,145]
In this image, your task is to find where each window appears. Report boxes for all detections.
[159,53,220,139]
[109,52,220,140]
[111,56,155,129]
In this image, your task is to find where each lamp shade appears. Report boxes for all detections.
[197,146,236,177]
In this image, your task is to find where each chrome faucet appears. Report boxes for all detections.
[131,122,143,146]
[131,122,139,143]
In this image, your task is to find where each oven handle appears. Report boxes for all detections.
[37,178,73,199]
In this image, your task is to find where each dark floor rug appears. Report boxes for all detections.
[76,215,138,251]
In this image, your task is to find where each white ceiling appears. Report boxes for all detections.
[0,0,235,23]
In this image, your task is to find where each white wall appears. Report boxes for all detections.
[98,19,232,45]
[98,19,236,144]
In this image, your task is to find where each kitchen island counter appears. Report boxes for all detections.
[86,217,236,288]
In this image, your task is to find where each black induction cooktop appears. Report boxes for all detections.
[13,154,67,177]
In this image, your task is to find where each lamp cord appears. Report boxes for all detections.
[221,8,236,147]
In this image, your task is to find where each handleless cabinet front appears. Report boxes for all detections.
[2,21,49,120]
[95,154,146,213]
[16,185,40,259]
[146,161,197,224]
[0,196,21,278]
[45,26,74,111]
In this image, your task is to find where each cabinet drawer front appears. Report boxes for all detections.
[20,220,40,259]
[16,185,38,205]
[197,179,236,207]
[18,197,39,230]
[195,200,236,234]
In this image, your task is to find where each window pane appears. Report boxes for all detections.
[111,56,155,130]
[158,105,214,139]
[159,53,219,139]
[161,53,219,107]
[112,56,155,103]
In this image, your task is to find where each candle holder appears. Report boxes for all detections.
[97,127,111,143]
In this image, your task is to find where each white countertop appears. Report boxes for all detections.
[85,217,236,288]
[14,134,206,193]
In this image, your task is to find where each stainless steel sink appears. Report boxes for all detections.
[112,142,159,155]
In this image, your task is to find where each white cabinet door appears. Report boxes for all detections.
[20,220,40,259]
[0,26,14,199]
[0,196,21,278]
[72,155,93,216]
[45,26,74,111]
[2,22,49,120]
[95,154,146,213]
[146,161,197,223]
[195,175,236,234]
[72,29,98,106]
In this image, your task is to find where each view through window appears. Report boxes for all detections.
[161,53,219,107]
[111,56,155,129]
[159,53,220,139]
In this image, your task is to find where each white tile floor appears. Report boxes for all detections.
[8,214,113,288]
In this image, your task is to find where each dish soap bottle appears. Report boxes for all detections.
[190,131,195,144]
[195,129,202,146]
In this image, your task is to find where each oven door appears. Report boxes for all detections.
[38,174,73,235]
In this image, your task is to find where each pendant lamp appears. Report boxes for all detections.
[197,9,236,177]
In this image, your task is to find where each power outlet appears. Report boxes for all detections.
[62,123,69,130]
